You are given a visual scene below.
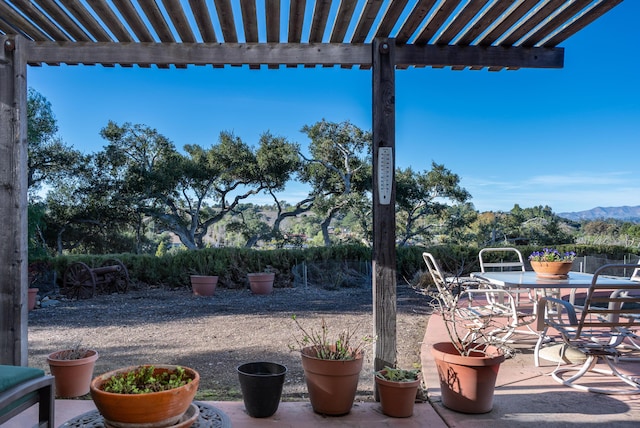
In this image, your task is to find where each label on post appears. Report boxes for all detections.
[377,147,392,205]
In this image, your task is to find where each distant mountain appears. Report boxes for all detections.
[558,206,640,222]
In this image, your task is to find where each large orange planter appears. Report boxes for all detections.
[90,365,199,426]
[300,346,363,415]
[190,275,218,296]
[431,342,504,414]
[247,272,275,295]
[47,349,99,398]
[530,261,573,278]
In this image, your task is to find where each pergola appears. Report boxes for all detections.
[1,0,622,371]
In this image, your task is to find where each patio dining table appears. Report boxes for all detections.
[469,270,639,345]
[470,270,637,290]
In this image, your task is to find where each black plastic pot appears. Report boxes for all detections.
[237,361,287,418]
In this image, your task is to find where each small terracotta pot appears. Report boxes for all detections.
[47,349,99,398]
[190,275,218,296]
[431,342,504,414]
[530,261,573,278]
[375,371,421,417]
[90,365,199,426]
[28,287,38,311]
[247,273,275,295]
[301,345,363,415]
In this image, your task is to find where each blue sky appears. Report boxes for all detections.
[27,1,639,214]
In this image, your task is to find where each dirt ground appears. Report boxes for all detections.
[27,281,431,402]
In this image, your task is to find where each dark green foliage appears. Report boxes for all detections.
[48,244,639,291]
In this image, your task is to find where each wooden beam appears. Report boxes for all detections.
[0,35,28,366]
[372,37,397,386]
[395,44,564,69]
[24,41,563,69]
[25,42,371,67]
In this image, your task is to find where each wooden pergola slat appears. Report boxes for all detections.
[542,0,624,47]
[351,0,384,44]
[414,0,462,45]
[434,0,490,45]
[0,1,51,41]
[308,0,331,43]
[330,0,357,43]
[162,0,197,43]
[8,0,70,41]
[215,0,238,43]
[287,0,305,43]
[34,0,93,42]
[112,0,155,43]
[374,0,409,38]
[188,0,217,43]
[89,0,134,43]
[60,0,113,42]
[455,0,516,46]
[137,0,175,43]
[520,0,595,47]
[395,0,437,44]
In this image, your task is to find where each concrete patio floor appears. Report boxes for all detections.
[4,313,640,427]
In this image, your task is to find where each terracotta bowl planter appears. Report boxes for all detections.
[300,345,363,415]
[530,261,573,279]
[431,342,504,414]
[90,365,199,426]
[190,275,218,296]
[47,349,99,398]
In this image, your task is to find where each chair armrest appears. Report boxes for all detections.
[536,296,579,331]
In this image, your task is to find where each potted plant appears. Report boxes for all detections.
[426,273,513,414]
[374,366,421,417]
[289,315,371,416]
[47,343,99,398]
[189,252,219,296]
[247,265,275,295]
[529,248,576,278]
[90,364,200,426]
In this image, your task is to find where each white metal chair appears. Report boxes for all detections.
[423,252,522,344]
[479,247,540,338]
[534,263,640,394]
[478,247,525,273]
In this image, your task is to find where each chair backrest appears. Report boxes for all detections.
[422,252,456,307]
[479,247,525,272]
[575,263,640,335]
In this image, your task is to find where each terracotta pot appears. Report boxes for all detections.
[530,261,573,278]
[190,275,218,296]
[300,345,363,415]
[47,349,99,398]
[90,365,199,427]
[375,371,421,418]
[431,342,504,414]
[28,287,38,311]
[247,273,275,295]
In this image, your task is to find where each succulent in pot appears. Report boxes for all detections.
[375,366,422,418]
[90,364,199,426]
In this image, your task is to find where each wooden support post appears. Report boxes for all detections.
[0,35,29,365]
[372,38,396,384]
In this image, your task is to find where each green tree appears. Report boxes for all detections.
[299,119,372,246]
[27,88,85,195]
[395,163,471,246]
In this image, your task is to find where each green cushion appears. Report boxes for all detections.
[0,365,45,392]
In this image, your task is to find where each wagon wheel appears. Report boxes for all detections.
[101,259,130,294]
[63,262,97,299]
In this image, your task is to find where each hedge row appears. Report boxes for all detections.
[42,243,638,290]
